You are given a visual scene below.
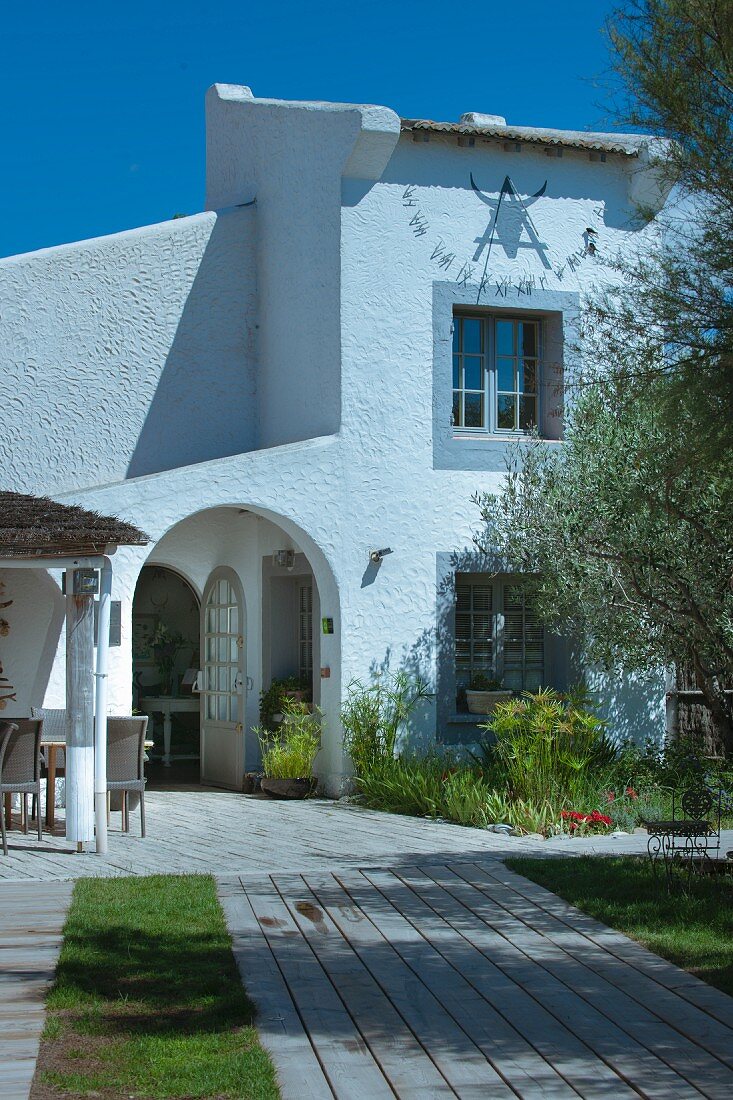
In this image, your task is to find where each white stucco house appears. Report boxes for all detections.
[0,86,671,797]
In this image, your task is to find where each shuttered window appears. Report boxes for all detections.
[502,584,545,692]
[298,583,313,682]
[455,579,494,681]
[455,574,544,691]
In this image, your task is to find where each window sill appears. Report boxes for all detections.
[451,432,562,444]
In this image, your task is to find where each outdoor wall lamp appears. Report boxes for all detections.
[369,547,393,564]
[273,549,295,571]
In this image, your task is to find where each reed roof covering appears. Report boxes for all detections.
[0,492,148,559]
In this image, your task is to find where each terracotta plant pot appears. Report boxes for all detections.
[260,777,317,800]
[465,689,513,715]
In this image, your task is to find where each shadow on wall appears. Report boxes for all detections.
[0,569,65,719]
[126,210,257,479]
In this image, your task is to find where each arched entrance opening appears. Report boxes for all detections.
[132,505,341,793]
[132,565,201,784]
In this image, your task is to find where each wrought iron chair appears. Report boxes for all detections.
[0,719,43,854]
[107,717,148,837]
[645,785,723,889]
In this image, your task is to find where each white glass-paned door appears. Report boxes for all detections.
[200,571,245,789]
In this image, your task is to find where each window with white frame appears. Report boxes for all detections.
[455,574,544,698]
[452,314,540,433]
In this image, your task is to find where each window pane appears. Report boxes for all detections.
[218,608,229,632]
[462,317,482,354]
[519,323,537,357]
[217,579,227,602]
[452,321,459,353]
[496,320,514,355]
[206,637,216,661]
[231,695,239,722]
[520,360,537,393]
[464,356,482,391]
[519,396,537,430]
[453,355,460,389]
[497,357,514,392]
[206,608,217,633]
[217,695,228,721]
[464,393,483,427]
[452,392,461,426]
[230,606,238,633]
[231,637,239,661]
[497,395,516,429]
[218,637,229,661]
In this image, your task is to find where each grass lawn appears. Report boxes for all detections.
[506,856,733,998]
[33,875,279,1099]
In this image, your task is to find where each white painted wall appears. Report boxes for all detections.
[0,208,257,493]
[0,88,670,791]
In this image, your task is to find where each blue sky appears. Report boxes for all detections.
[0,1,618,259]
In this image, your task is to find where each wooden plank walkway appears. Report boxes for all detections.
[220,860,733,1100]
[0,881,72,1100]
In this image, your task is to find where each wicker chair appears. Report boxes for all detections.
[31,707,66,819]
[107,717,148,836]
[1,719,43,854]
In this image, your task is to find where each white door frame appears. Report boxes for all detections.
[200,566,246,790]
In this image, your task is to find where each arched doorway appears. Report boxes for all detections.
[132,565,201,781]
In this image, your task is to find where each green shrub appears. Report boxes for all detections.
[341,671,433,775]
[256,701,321,778]
[481,687,617,808]
[259,676,312,729]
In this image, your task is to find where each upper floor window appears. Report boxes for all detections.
[452,314,540,434]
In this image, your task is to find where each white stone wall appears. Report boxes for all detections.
[0,89,669,790]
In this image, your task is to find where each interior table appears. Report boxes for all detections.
[140,696,200,766]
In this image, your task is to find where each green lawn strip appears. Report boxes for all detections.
[505,857,733,998]
[35,874,279,1099]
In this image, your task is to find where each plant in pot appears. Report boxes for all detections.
[259,675,313,730]
[465,673,513,715]
[256,700,321,799]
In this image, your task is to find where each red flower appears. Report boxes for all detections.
[626,787,638,800]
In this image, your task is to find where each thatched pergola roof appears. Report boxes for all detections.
[0,491,148,559]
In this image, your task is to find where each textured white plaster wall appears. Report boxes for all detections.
[0,568,65,719]
[0,208,257,493]
[0,92,669,790]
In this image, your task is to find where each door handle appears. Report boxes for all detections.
[234,672,243,691]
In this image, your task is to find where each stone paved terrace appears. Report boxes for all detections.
[0,788,732,880]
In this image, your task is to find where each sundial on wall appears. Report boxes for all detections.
[402,172,604,300]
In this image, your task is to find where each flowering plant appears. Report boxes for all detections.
[561,809,613,832]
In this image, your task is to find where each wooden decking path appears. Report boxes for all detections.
[0,881,72,1100]
[220,860,733,1100]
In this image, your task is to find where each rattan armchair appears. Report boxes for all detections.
[1,719,43,854]
[107,716,148,837]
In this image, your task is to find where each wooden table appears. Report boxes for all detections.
[140,696,200,766]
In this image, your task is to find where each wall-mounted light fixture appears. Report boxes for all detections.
[369,547,393,565]
[273,549,295,571]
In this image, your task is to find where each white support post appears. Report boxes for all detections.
[65,572,95,848]
[94,559,112,854]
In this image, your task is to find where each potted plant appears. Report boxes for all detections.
[256,701,321,799]
[259,675,312,729]
[150,622,188,696]
[465,673,513,715]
